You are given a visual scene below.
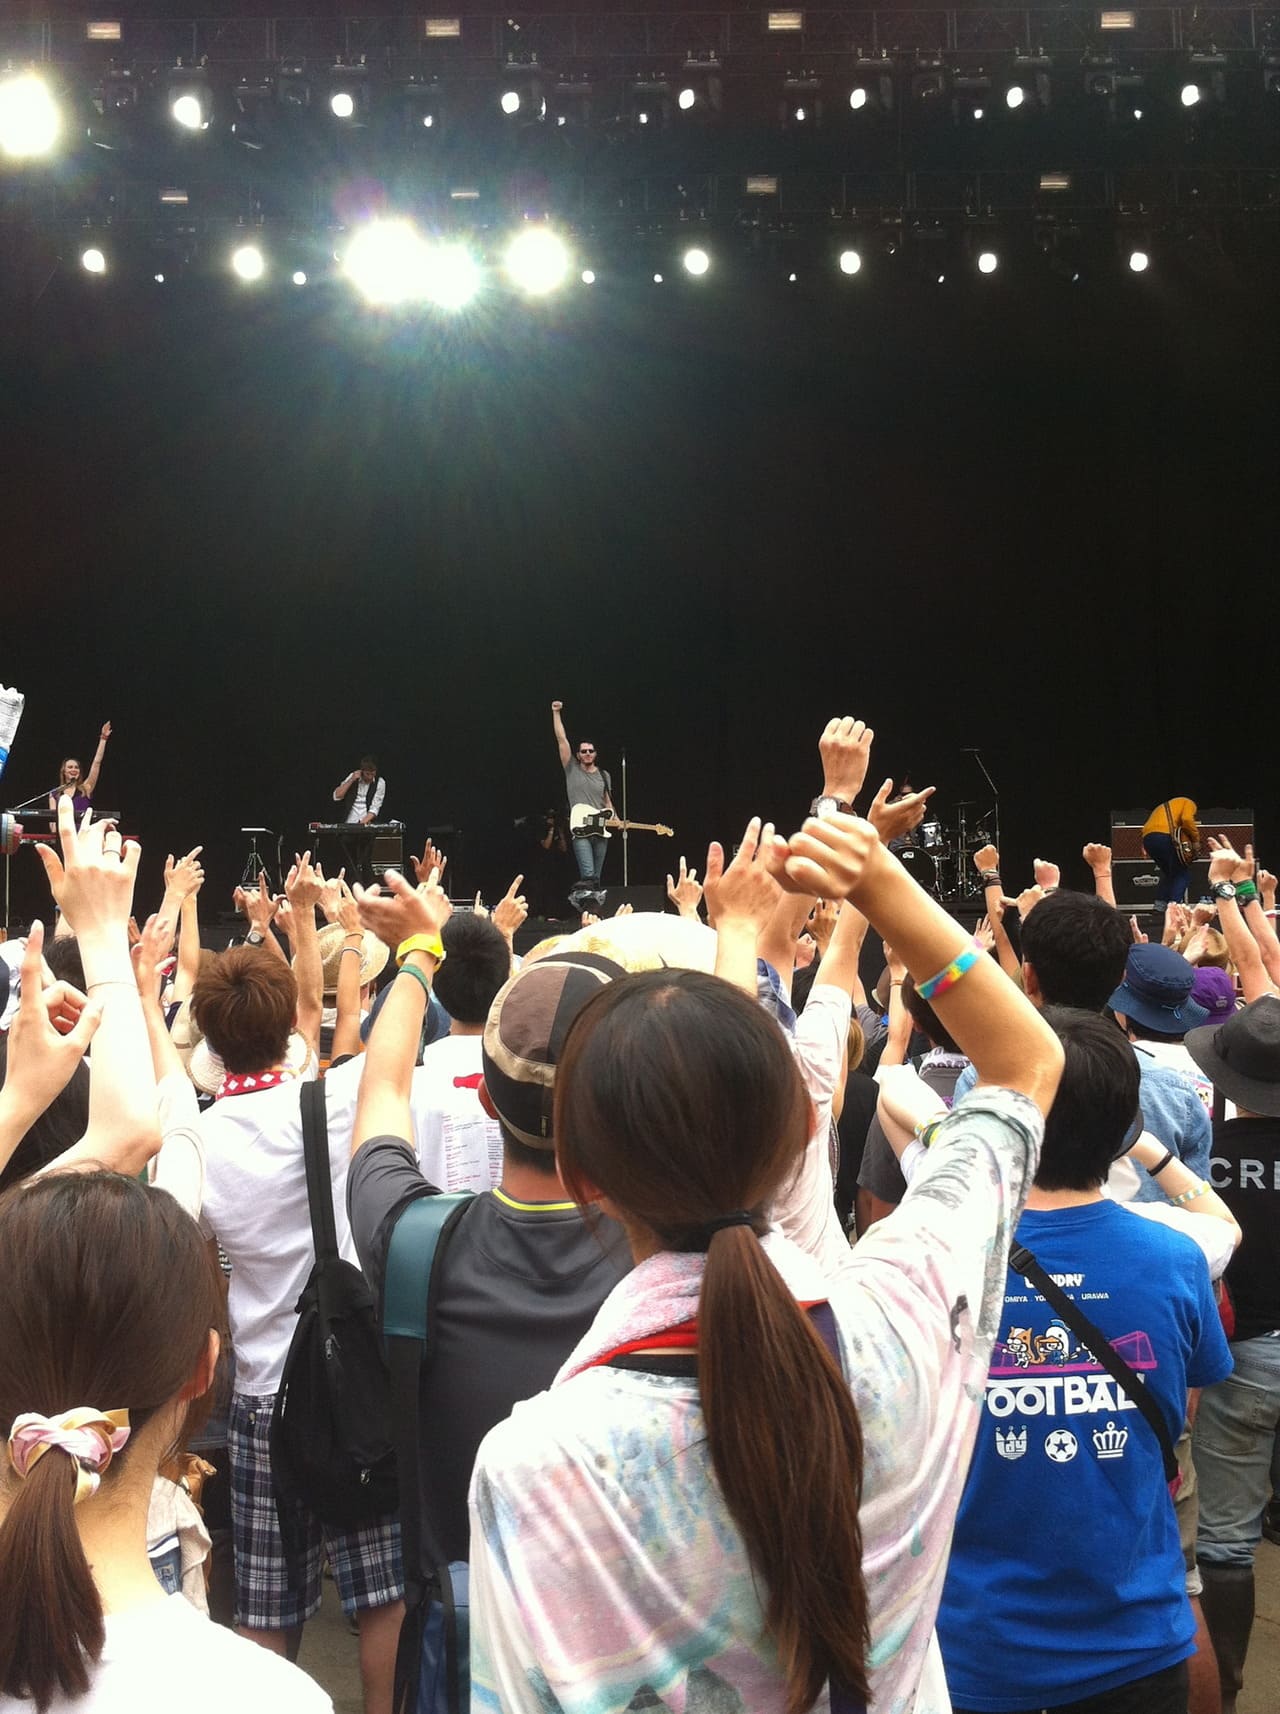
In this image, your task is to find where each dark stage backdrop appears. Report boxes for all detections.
[2,265,1274,924]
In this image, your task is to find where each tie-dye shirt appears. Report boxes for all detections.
[469,1087,1044,1714]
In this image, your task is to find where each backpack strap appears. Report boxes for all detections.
[382,1190,475,1714]
[299,1079,340,1266]
[1009,1241,1179,1486]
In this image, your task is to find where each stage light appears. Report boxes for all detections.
[232,244,265,282]
[677,87,696,111]
[81,247,106,274]
[850,87,867,111]
[848,58,894,116]
[1181,82,1200,107]
[154,273,165,283]
[0,72,62,159]
[977,251,998,273]
[505,227,570,295]
[1006,84,1025,109]
[683,247,710,276]
[974,107,985,120]
[422,242,480,309]
[292,270,307,285]
[500,89,521,114]
[653,273,663,283]
[344,219,434,306]
[325,67,369,124]
[638,110,650,124]
[331,90,356,118]
[839,249,862,274]
[1128,248,1150,272]
[581,269,595,284]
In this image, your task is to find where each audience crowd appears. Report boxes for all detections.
[0,715,1278,1714]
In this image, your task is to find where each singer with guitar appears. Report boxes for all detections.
[552,702,617,887]
[1142,796,1201,908]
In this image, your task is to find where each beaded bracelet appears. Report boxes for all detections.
[1172,1180,1210,1206]
[916,938,984,1003]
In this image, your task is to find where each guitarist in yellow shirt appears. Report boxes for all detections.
[1142,797,1201,908]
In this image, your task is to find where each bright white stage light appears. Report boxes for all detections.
[500,89,521,115]
[682,247,710,276]
[677,87,696,111]
[838,248,861,275]
[171,93,205,130]
[653,273,663,283]
[344,220,435,306]
[1133,106,1144,119]
[505,227,570,294]
[1128,249,1150,272]
[422,242,481,309]
[1006,84,1025,109]
[330,91,356,119]
[973,106,985,120]
[581,269,595,284]
[292,270,307,285]
[154,273,165,283]
[1181,82,1200,107]
[977,250,998,274]
[81,247,106,274]
[637,110,650,124]
[794,105,807,121]
[849,87,868,110]
[423,114,434,127]
[232,244,265,282]
[0,72,62,158]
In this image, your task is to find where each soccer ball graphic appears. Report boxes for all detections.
[1044,1429,1079,1463]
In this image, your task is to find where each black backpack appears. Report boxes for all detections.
[270,1078,398,1577]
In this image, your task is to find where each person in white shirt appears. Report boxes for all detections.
[0,1171,330,1714]
[332,757,386,887]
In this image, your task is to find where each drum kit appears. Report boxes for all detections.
[892,801,1000,903]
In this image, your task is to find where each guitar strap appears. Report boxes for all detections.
[1162,799,1187,869]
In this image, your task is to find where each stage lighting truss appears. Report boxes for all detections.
[0,69,63,159]
[848,56,894,117]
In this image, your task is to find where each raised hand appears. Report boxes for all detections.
[551,700,563,712]
[704,817,783,934]
[666,856,704,920]
[235,871,278,934]
[1207,837,1252,885]
[794,933,817,971]
[1082,842,1112,874]
[1191,901,1217,927]
[492,875,529,944]
[99,721,112,742]
[2,922,101,1121]
[765,811,882,901]
[581,911,601,928]
[882,939,907,983]
[163,846,205,901]
[613,902,634,917]
[34,798,139,943]
[411,839,448,887]
[1130,914,1149,946]
[867,779,937,846]
[975,915,996,954]
[1163,902,1191,945]
[284,850,324,913]
[1007,885,1046,919]
[274,896,296,941]
[317,864,349,924]
[819,716,875,804]
[336,881,362,938]
[1260,868,1278,911]
[973,844,1001,875]
[131,910,175,1000]
[1033,858,1061,891]
[808,896,838,953]
[356,866,451,950]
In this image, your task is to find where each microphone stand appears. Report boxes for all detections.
[620,747,629,889]
[8,785,61,812]
[961,747,1002,876]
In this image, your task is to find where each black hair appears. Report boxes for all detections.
[1124,1020,1185,1045]
[42,935,86,994]
[359,754,378,772]
[1035,1006,1140,1191]
[0,1037,90,1192]
[499,1132,560,1177]
[1020,892,1131,1013]
[432,914,514,1026]
[902,976,961,1055]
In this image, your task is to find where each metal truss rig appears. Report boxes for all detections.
[4,6,1280,75]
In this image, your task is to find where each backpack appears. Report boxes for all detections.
[270,1079,398,1579]
[382,1189,476,1714]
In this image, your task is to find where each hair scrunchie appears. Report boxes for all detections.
[8,1408,131,1504]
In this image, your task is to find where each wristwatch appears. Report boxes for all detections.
[810,795,855,820]
[1210,881,1237,902]
[245,929,265,945]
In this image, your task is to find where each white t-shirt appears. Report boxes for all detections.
[414,1033,503,1192]
[0,1592,331,1712]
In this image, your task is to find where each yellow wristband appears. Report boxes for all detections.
[396,933,445,969]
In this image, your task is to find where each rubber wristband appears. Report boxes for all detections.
[396,962,432,1001]
[1173,1180,1210,1207]
[396,933,444,968]
[978,872,1001,886]
[1148,1149,1175,1178]
[916,938,983,1002]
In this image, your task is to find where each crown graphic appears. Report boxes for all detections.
[995,1426,1027,1460]
[1092,1420,1128,1459]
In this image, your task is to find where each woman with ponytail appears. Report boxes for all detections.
[469,810,1064,1714]
[0,1172,330,1713]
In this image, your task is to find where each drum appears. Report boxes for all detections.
[918,819,945,852]
[898,845,938,893]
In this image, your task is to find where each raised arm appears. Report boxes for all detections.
[972,844,1020,980]
[82,720,111,799]
[284,851,325,1060]
[1208,840,1276,1002]
[353,868,450,1152]
[1238,847,1280,989]
[331,884,367,1062]
[1083,842,1116,908]
[551,700,571,769]
[704,820,783,998]
[333,768,358,803]
[160,845,204,957]
[0,924,101,1176]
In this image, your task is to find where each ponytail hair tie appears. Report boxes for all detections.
[701,1210,757,1239]
[8,1408,131,1504]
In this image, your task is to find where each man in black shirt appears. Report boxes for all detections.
[347,872,632,1570]
[1185,995,1280,1714]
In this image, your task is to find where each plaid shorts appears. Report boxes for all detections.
[229,1389,403,1631]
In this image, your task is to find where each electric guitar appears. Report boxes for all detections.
[569,805,673,840]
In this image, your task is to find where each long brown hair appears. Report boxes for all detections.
[554,970,870,1713]
[0,1173,225,1710]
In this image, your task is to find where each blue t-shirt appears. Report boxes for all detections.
[938,1200,1232,1711]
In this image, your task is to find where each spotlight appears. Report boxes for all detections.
[292,270,307,285]
[682,247,710,276]
[581,269,595,284]
[1180,82,1201,107]
[232,244,265,282]
[499,64,546,121]
[838,249,862,275]
[653,273,663,283]
[1006,84,1025,109]
[951,73,991,124]
[422,242,481,309]
[849,87,867,110]
[81,247,106,274]
[1004,56,1051,114]
[344,219,434,306]
[977,251,998,274]
[167,68,211,132]
[0,71,62,158]
[331,90,356,118]
[325,65,369,125]
[505,227,570,295]
[673,58,722,116]
[781,75,820,128]
[677,86,696,111]
[1179,54,1227,112]
[848,57,894,115]
[500,89,521,114]
[171,93,205,129]
[1128,248,1150,272]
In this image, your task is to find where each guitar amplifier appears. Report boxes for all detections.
[1109,807,1254,910]
[371,828,405,879]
